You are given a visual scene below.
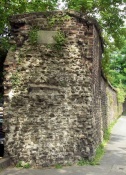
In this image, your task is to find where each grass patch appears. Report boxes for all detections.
[55,164,63,169]
[16,161,31,168]
[103,117,119,143]
[78,118,118,166]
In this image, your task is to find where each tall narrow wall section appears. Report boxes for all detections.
[3,11,122,166]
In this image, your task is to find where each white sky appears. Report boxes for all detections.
[57,0,66,10]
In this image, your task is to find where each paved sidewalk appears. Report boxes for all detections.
[1,114,126,175]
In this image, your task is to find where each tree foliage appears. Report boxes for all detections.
[105,42,126,102]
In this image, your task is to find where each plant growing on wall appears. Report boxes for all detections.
[28,28,38,45]
[11,72,20,87]
[53,31,66,50]
[16,161,31,168]
[117,86,126,103]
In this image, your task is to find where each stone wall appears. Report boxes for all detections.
[101,76,123,134]
[92,26,103,145]
[123,100,126,112]
[3,11,122,167]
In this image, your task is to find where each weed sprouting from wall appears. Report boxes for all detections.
[28,28,38,45]
[53,31,66,50]
[11,72,20,87]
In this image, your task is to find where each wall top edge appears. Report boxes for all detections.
[101,70,117,92]
[9,10,104,52]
